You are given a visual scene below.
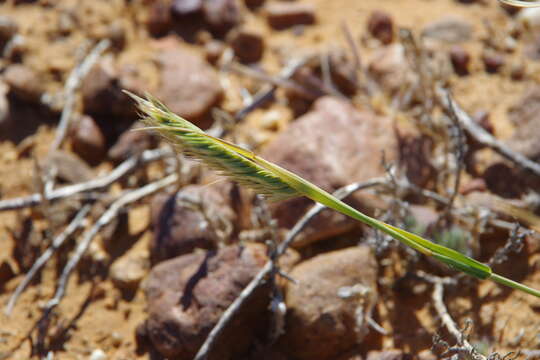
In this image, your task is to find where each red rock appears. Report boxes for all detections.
[262,96,397,246]
[70,115,106,166]
[204,39,225,64]
[4,64,44,103]
[265,2,316,30]
[482,50,505,74]
[146,1,172,37]
[229,28,264,63]
[108,122,157,163]
[280,246,377,360]
[150,184,236,263]
[449,45,470,76]
[144,243,269,359]
[367,10,394,45]
[329,48,358,95]
[203,0,242,33]
[155,44,223,124]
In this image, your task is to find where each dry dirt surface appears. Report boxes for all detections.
[1,0,540,359]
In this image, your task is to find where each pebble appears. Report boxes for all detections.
[0,16,18,47]
[203,0,242,33]
[89,349,107,360]
[171,0,203,16]
[3,64,44,104]
[449,45,470,76]
[146,1,172,37]
[265,2,316,30]
[229,28,264,63]
[482,50,505,73]
[70,115,106,166]
[367,10,394,44]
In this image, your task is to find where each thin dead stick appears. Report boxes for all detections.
[51,39,111,151]
[194,178,385,360]
[43,173,178,313]
[234,57,308,120]
[0,148,173,211]
[437,88,540,177]
[432,280,487,360]
[5,204,91,315]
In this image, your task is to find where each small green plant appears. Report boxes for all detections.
[127,92,540,299]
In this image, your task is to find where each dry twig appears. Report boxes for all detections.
[51,39,111,151]
[437,88,540,177]
[5,204,91,315]
[42,173,177,314]
[0,148,173,211]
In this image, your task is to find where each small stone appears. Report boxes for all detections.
[367,10,394,45]
[203,0,242,33]
[3,64,43,103]
[110,332,123,348]
[110,253,149,291]
[482,162,525,198]
[422,16,472,43]
[449,45,470,76]
[366,350,414,360]
[518,7,540,30]
[280,246,377,360]
[145,244,269,359]
[0,260,15,285]
[329,48,358,95]
[171,0,203,16]
[244,0,265,9]
[70,115,106,166]
[459,178,487,195]
[150,184,236,263]
[81,58,136,118]
[482,50,505,74]
[229,28,264,63]
[146,1,172,37]
[0,16,18,47]
[368,43,412,93]
[108,122,157,163]
[45,150,95,184]
[107,22,126,50]
[507,87,540,161]
[265,2,316,30]
[89,349,107,360]
[155,42,223,123]
[510,61,526,80]
[204,39,225,64]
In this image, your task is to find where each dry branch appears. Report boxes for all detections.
[51,39,111,151]
[0,148,173,211]
[437,88,540,177]
[42,173,177,313]
[5,204,91,315]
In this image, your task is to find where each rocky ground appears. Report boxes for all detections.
[1,0,540,359]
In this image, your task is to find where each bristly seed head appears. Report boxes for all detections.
[125,91,299,201]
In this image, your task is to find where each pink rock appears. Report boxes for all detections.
[262,96,397,246]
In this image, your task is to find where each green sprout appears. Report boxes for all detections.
[126,92,540,299]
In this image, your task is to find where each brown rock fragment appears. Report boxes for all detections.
[70,115,107,166]
[145,244,269,359]
[266,2,316,30]
[229,28,264,63]
[281,246,378,360]
[367,10,394,44]
[155,43,223,125]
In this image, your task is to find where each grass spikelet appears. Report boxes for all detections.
[128,91,540,299]
[125,91,299,201]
